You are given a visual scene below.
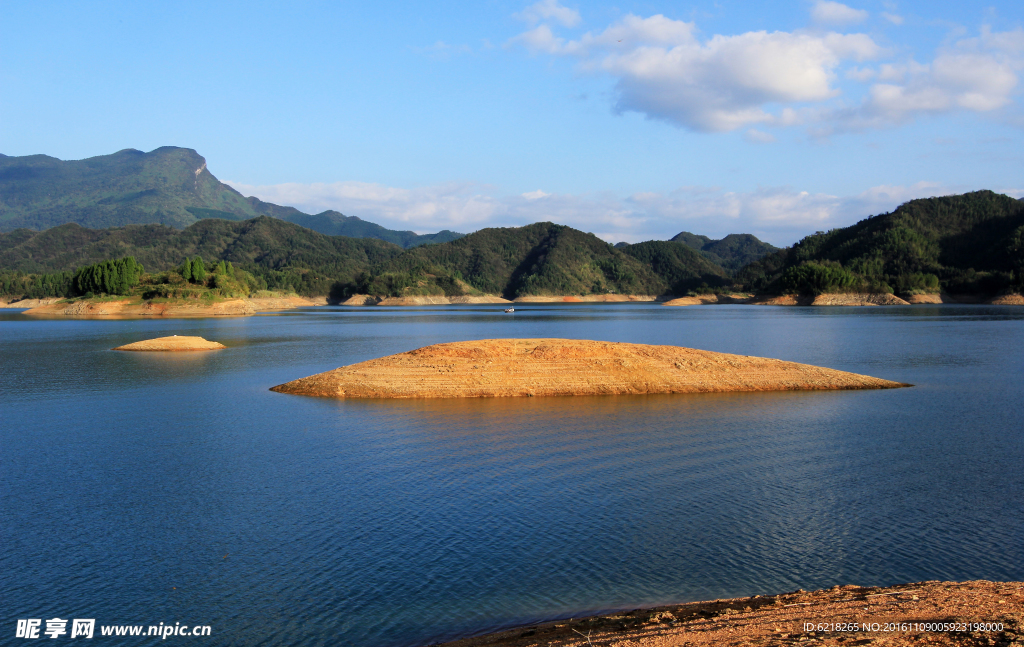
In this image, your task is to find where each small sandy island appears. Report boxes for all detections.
[436,580,1023,647]
[112,336,226,351]
[270,338,908,399]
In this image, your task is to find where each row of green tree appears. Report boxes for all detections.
[1,257,145,300]
[72,257,145,296]
[0,255,268,301]
[0,269,74,300]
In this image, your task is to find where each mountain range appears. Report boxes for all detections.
[2,147,1020,301]
[0,147,462,248]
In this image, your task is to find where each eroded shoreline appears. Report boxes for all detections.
[4,292,1022,313]
[12,295,322,318]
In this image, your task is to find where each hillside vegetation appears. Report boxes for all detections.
[0,148,255,230]
[670,232,780,272]
[4,186,1021,302]
[0,254,263,302]
[616,241,732,293]
[736,191,1024,295]
[1,221,710,301]
[281,210,463,247]
[341,223,669,299]
[0,216,404,296]
[0,147,462,247]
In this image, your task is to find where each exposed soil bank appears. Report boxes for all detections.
[1,297,64,308]
[514,294,660,303]
[340,294,654,306]
[378,295,514,306]
[436,580,1023,647]
[991,294,1024,305]
[113,336,226,351]
[20,295,320,318]
[811,293,910,306]
[905,293,949,304]
[668,293,1024,307]
[663,294,754,306]
[748,294,813,306]
[339,295,513,306]
[246,295,322,310]
[270,338,909,399]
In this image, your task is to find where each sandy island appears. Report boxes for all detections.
[112,336,226,351]
[437,580,1023,647]
[270,338,909,399]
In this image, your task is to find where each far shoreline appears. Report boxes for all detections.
[2,291,1022,317]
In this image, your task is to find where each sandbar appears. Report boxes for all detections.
[113,336,226,351]
[270,338,909,399]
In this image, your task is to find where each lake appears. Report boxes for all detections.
[1,303,1022,646]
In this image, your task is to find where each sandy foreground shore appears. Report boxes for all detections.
[438,580,1024,647]
[271,338,908,399]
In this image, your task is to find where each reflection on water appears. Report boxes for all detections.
[1,304,1023,646]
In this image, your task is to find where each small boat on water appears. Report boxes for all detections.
[504,307,515,313]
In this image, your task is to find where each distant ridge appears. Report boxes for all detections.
[0,147,463,248]
[737,190,1024,295]
[669,232,779,271]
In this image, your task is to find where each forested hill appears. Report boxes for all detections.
[5,185,1020,300]
[669,232,779,271]
[1,220,716,299]
[349,222,671,299]
[0,217,405,296]
[736,190,1024,295]
[0,147,462,248]
[616,241,731,294]
[279,210,463,247]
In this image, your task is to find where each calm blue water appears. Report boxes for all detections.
[1,304,1023,646]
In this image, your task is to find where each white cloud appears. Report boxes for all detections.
[881,12,904,25]
[828,36,1022,131]
[508,12,883,132]
[811,1,869,26]
[509,5,1022,135]
[225,179,983,247]
[515,0,580,28]
[744,128,777,143]
[508,24,565,54]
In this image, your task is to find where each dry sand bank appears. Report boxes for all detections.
[20,295,320,318]
[437,580,1023,647]
[1,297,64,309]
[247,295,322,310]
[340,295,513,306]
[513,295,660,303]
[113,336,226,351]
[811,293,910,306]
[270,338,909,399]
[662,294,754,306]
[668,293,1024,307]
[991,294,1024,305]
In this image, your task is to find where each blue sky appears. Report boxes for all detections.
[1,0,1022,245]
